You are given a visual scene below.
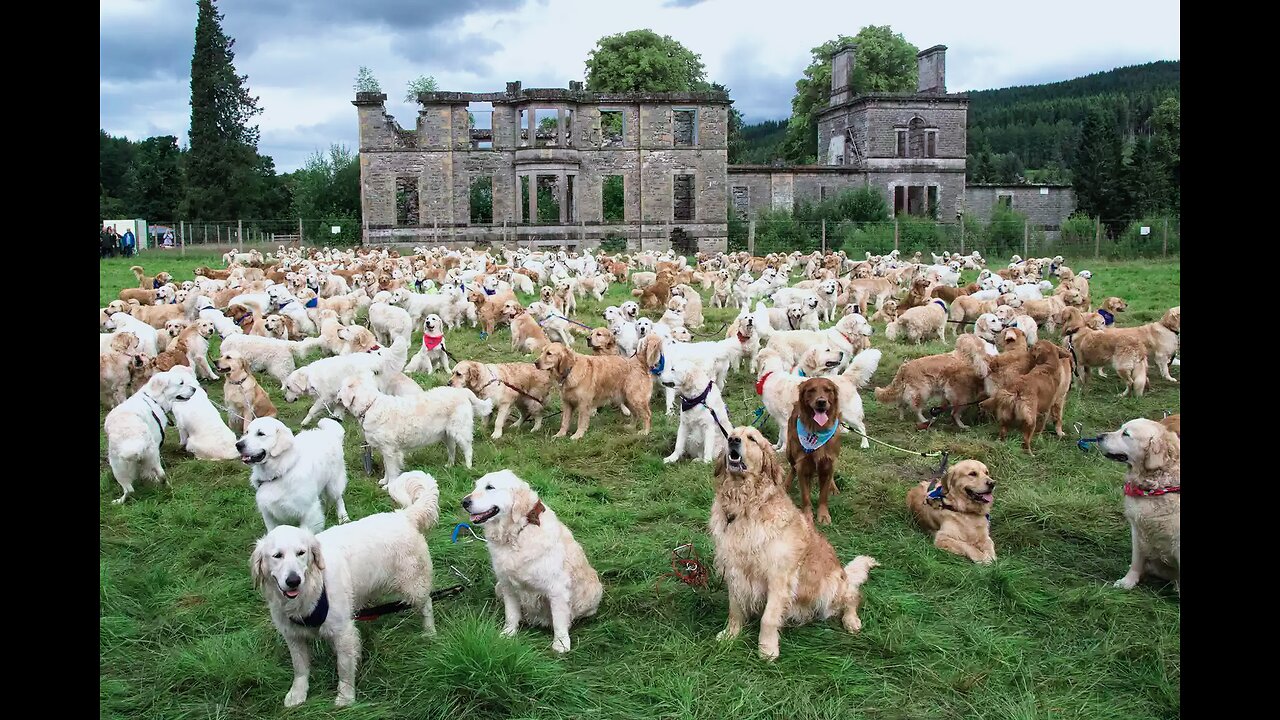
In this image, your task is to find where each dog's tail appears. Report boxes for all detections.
[844,555,879,596]
[884,320,901,342]
[844,348,882,389]
[315,417,345,439]
[290,336,325,358]
[631,288,643,297]
[872,363,908,404]
[387,471,441,532]
[1129,349,1149,398]
[131,265,145,284]
[1009,388,1036,429]
[467,390,495,419]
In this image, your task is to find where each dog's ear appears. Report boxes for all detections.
[309,535,325,571]
[250,540,271,591]
[510,484,539,524]
[824,379,840,418]
[754,432,785,487]
[268,424,293,458]
[1144,429,1178,471]
[553,345,572,377]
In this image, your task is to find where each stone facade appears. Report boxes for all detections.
[353,44,1077,251]
[353,83,730,252]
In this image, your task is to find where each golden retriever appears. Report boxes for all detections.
[906,460,997,563]
[1097,418,1180,594]
[448,360,552,439]
[503,301,551,354]
[785,377,843,525]
[1061,312,1149,397]
[216,352,279,433]
[873,336,985,428]
[535,343,652,440]
[979,343,1064,453]
[710,426,878,660]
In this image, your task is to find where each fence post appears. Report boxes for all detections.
[298,218,304,246]
[747,219,756,256]
[959,215,965,254]
[893,219,899,253]
[821,219,826,255]
[1094,216,1101,259]
[179,220,185,257]
[1162,217,1168,258]
[1023,220,1029,258]
[238,219,244,252]
[203,224,208,243]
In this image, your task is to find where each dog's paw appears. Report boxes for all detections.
[758,643,779,661]
[663,454,680,464]
[816,509,832,526]
[338,512,351,524]
[1113,574,1139,590]
[284,687,308,707]
[111,496,127,505]
[334,693,355,707]
[715,627,740,642]
[551,637,571,654]
[501,625,519,638]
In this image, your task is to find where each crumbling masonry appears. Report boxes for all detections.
[355,45,1075,249]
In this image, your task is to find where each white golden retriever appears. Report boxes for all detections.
[237,417,350,532]
[659,360,730,464]
[251,471,440,708]
[337,375,494,483]
[461,470,602,653]
[104,369,197,503]
[168,366,239,460]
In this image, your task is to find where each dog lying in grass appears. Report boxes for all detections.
[710,426,878,660]
[907,460,997,563]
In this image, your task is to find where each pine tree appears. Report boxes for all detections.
[1073,106,1124,223]
[184,0,263,220]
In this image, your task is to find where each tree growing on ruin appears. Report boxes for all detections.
[782,26,918,164]
[405,75,439,103]
[584,30,707,93]
[354,66,382,94]
[184,0,266,219]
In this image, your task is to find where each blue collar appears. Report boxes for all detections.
[797,369,806,377]
[153,279,163,289]
[289,585,329,627]
[925,479,990,521]
[795,418,837,453]
[650,353,665,376]
[931,299,947,311]
[1097,308,1114,326]
[484,287,496,296]
[415,279,424,291]
[305,296,318,309]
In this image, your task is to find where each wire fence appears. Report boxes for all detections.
[728,216,1180,261]
[103,214,1179,262]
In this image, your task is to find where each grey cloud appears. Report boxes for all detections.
[259,116,359,173]
[715,43,801,123]
[663,0,709,7]
[389,32,505,76]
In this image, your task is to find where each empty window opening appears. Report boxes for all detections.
[894,186,906,215]
[997,194,1013,209]
[927,186,939,219]
[536,175,561,222]
[565,175,576,222]
[519,109,532,147]
[469,176,493,224]
[732,186,750,219]
[673,174,696,222]
[896,130,908,158]
[520,176,530,222]
[926,130,937,158]
[467,102,493,150]
[674,109,696,146]
[907,186,925,216]
[820,186,830,201]
[603,175,625,221]
[396,176,419,225]
[600,109,624,147]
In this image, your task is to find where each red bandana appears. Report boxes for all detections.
[737,331,751,344]
[1123,483,1179,498]
[755,371,774,396]
[422,334,444,351]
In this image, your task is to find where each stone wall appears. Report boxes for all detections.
[964,185,1077,238]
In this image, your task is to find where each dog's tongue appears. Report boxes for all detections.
[813,411,830,427]
[977,492,993,503]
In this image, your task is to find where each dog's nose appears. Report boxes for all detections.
[461,496,473,510]
[235,440,245,452]
[728,436,742,448]
[285,573,301,589]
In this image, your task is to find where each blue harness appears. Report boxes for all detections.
[650,354,666,376]
[1097,308,1114,326]
[305,297,318,309]
[484,287,496,296]
[680,381,730,439]
[289,586,330,627]
[795,418,837,453]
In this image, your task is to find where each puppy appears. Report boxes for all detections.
[404,314,452,375]
[535,343,652,440]
[216,352,279,433]
[448,360,552,439]
[907,460,997,563]
[1097,419,1180,594]
[785,377,842,525]
[868,298,898,325]
[251,471,440,707]
[104,370,198,504]
[237,417,350,532]
[710,426,878,660]
[462,470,602,653]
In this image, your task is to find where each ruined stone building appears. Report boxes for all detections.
[354,45,1075,249]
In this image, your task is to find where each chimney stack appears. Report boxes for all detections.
[916,45,946,94]
[829,43,857,106]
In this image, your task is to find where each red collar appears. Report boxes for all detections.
[839,330,859,347]
[365,344,381,352]
[737,331,751,344]
[755,371,774,396]
[1123,482,1179,498]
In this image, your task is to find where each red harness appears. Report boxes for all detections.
[755,371,774,396]
[1123,483,1180,498]
[422,334,444,351]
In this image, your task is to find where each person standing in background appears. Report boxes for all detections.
[121,227,136,257]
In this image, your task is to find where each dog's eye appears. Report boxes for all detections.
[1122,430,1130,437]
[485,484,494,490]
[295,550,305,557]
[272,552,283,559]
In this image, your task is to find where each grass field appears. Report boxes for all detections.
[100,252,1180,720]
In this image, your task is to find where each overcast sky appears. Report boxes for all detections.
[100,0,1179,173]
